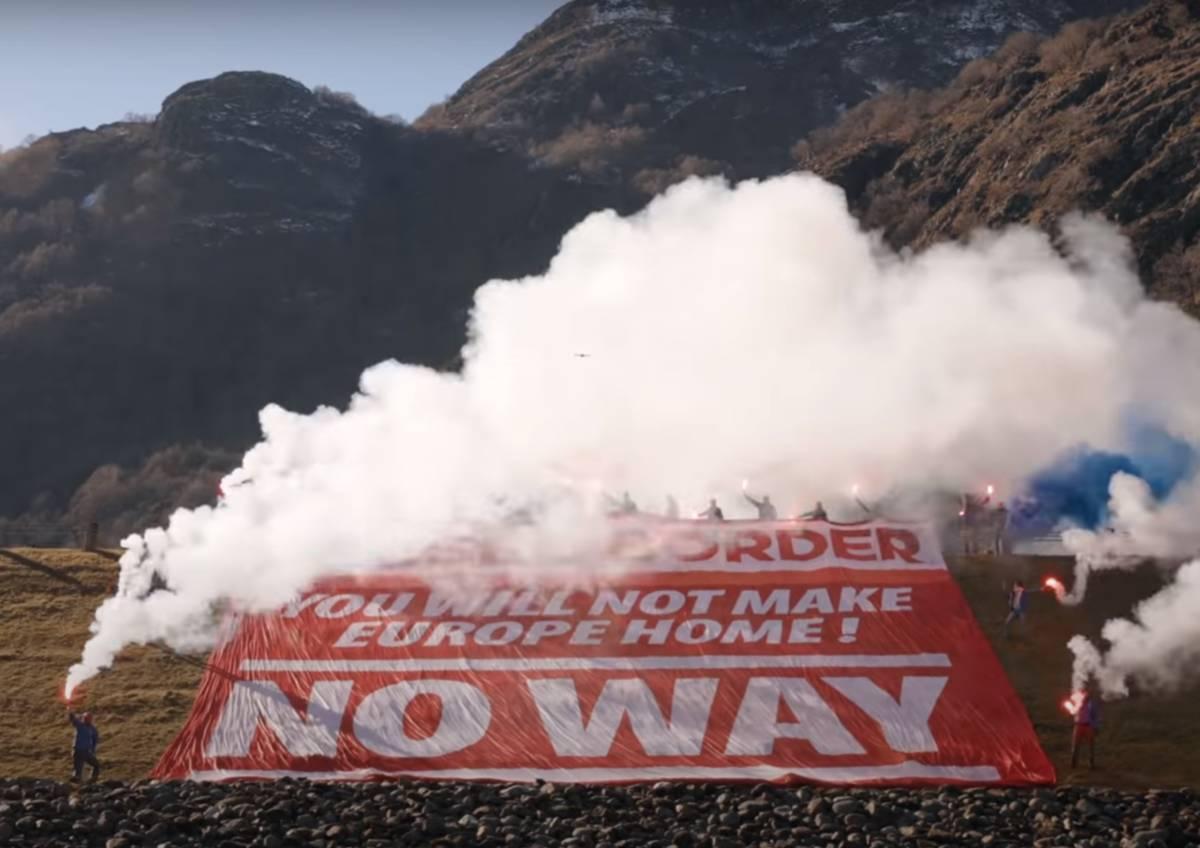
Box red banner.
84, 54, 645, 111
154, 519, 1054, 784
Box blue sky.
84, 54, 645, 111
0, 1, 565, 149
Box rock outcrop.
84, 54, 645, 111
427, 0, 1140, 187
0, 72, 620, 530
0, 1, 1186, 533
800, 0, 1200, 311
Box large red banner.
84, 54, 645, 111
154, 519, 1054, 784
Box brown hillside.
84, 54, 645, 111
0, 1, 1156, 540
427, 0, 1138, 187
799, 0, 1200, 313
1, 547, 1198, 786
0, 72, 624, 541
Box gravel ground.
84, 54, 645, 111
1, 778, 1198, 848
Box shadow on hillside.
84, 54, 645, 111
0, 549, 87, 592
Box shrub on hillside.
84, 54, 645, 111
801, 89, 933, 158
0, 138, 62, 199
1037, 20, 1108, 72
534, 122, 647, 173
313, 85, 369, 115
0, 283, 109, 339
64, 444, 239, 541
6, 241, 76, 280
632, 155, 724, 195
1153, 241, 1200, 314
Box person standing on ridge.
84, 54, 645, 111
960, 493, 979, 554
1003, 579, 1028, 636
744, 492, 777, 519
605, 491, 637, 514
1070, 683, 1101, 769
992, 501, 1010, 556
699, 499, 724, 520
67, 710, 101, 783
800, 501, 827, 520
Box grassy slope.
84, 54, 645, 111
1, 547, 1196, 786
954, 555, 1200, 790
0, 549, 200, 782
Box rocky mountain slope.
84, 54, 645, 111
0, 1, 1188, 537
425, 0, 1139, 190
0, 72, 622, 537
799, 0, 1200, 311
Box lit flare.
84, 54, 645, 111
59, 680, 81, 705
1043, 576, 1066, 602
1062, 690, 1085, 716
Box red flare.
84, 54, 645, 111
1043, 576, 1066, 602
59, 680, 86, 705
1062, 690, 1085, 716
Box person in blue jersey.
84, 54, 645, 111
67, 710, 101, 782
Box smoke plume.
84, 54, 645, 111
1067, 560, 1200, 697
66, 173, 1200, 694
1063, 469, 1200, 694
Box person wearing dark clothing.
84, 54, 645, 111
68, 711, 100, 782
744, 492, 777, 520
699, 499, 724, 520
1004, 580, 1028, 636
605, 491, 638, 514
1070, 685, 1101, 769
801, 501, 827, 520
992, 502, 1010, 555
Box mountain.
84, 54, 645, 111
0, 1, 1172, 540
799, 0, 1200, 311
424, 0, 1139, 190
0, 72, 623, 540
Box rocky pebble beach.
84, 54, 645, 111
1, 778, 1198, 848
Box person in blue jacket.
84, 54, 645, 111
67, 710, 101, 782
1004, 579, 1029, 636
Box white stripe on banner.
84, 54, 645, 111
640, 562, 946, 572
189, 762, 1000, 783
240, 653, 952, 673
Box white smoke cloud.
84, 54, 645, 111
1064, 470, 1200, 695
66, 173, 1200, 694
1068, 560, 1200, 697
1065, 471, 1200, 568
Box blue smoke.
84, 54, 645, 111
1010, 422, 1196, 534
